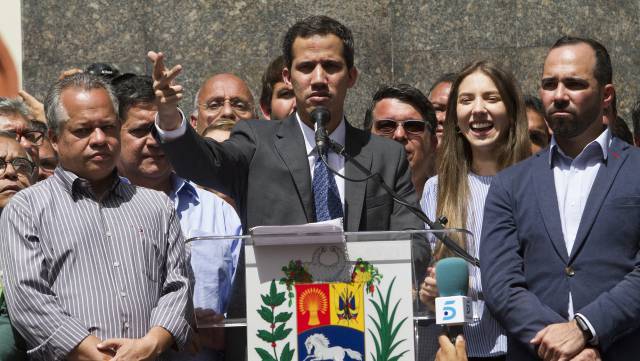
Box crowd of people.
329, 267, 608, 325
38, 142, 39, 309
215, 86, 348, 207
0, 14, 639, 361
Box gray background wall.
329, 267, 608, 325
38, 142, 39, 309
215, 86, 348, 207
22, 0, 640, 129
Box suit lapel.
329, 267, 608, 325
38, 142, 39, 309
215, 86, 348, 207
569, 138, 629, 261
344, 122, 372, 231
532, 149, 569, 263
274, 115, 315, 223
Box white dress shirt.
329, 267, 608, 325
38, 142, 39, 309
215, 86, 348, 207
549, 127, 611, 343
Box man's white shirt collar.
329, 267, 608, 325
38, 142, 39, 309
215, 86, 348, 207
295, 112, 346, 157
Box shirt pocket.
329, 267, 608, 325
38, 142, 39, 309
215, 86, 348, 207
131, 225, 165, 283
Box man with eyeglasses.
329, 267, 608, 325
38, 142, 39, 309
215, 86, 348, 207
189, 73, 256, 134
365, 84, 437, 197
0, 97, 44, 175
28, 120, 59, 181
0, 133, 33, 360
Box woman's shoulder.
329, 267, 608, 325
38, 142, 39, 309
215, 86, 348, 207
424, 174, 440, 191
420, 175, 440, 209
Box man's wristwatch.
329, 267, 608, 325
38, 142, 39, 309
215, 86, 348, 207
574, 314, 594, 344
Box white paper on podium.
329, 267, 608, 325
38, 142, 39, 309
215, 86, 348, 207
249, 218, 344, 246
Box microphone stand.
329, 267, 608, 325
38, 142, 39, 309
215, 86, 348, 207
322, 138, 480, 267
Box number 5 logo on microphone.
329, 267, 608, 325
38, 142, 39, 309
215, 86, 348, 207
443, 300, 457, 321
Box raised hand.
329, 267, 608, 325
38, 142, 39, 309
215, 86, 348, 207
147, 51, 184, 130
18, 89, 46, 123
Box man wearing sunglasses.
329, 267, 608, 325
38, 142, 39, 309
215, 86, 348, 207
365, 84, 437, 197
0, 97, 44, 176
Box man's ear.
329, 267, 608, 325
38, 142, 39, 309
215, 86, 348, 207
48, 128, 59, 153
189, 114, 198, 129
283, 67, 292, 86
602, 84, 615, 109
347, 66, 358, 88
260, 102, 272, 120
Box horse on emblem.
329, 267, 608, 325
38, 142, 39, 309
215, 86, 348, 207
303, 333, 362, 361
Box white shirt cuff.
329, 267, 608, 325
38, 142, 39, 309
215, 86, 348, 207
575, 313, 598, 345
154, 108, 187, 140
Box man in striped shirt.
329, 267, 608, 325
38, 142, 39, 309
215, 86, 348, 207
0, 73, 192, 360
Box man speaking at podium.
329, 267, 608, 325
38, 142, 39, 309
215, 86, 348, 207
150, 15, 427, 360
150, 15, 422, 234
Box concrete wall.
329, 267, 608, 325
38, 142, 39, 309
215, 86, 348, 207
22, 1, 640, 128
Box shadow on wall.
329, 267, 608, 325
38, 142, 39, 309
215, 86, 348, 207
0, 37, 18, 97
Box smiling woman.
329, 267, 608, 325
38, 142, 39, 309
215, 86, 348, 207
419, 61, 531, 359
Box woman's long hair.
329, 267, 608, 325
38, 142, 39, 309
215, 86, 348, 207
434, 60, 531, 260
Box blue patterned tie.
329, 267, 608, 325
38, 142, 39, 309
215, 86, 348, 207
313, 149, 344, 221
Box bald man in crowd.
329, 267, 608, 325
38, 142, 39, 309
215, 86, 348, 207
189, 73, 256, 134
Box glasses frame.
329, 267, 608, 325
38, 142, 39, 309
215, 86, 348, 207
373, 118, 430, 137
198, 98, 254, 115
4, 129, 45, 146
0, 157, 36, 177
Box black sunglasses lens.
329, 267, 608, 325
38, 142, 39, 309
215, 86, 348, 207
404, 121, 425, 134
375, 120, 397, 134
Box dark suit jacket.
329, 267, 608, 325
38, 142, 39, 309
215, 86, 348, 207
158, 114, 428, 360
480, 137, 640, 361
158, 114, 423, 232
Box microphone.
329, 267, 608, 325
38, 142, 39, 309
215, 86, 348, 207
311, 106, 331, 156
435, 257, 473, 343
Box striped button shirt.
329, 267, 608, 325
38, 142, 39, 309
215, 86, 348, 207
421, 173, 507, 357
0, 167, 192, 360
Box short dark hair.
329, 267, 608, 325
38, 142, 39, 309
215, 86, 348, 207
550, 36, 612, 85
429, 73, 457, 95
113, 74, 155, 120
260, 55, 286, 110
632, 100, 640, 139
363, 83, 436, 133
523, 94, 544, 116
283, 15, 355, 70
